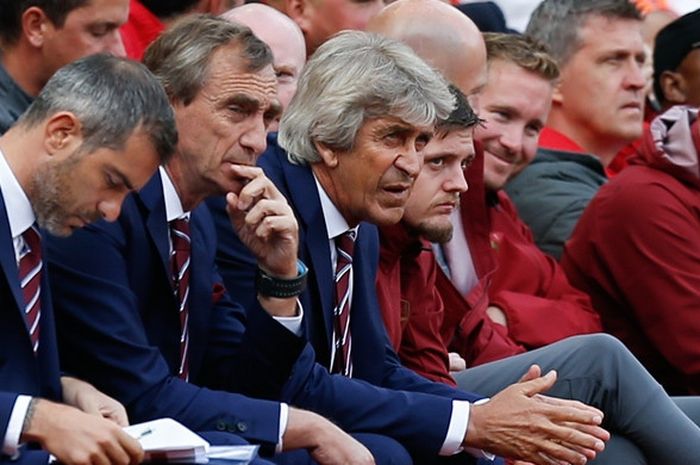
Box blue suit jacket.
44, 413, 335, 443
0, 190, 60, 465
207, 135, 484, 457
47, 172, 308, 452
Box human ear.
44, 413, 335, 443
43, 112, 83, 158
314, 140, 339, 168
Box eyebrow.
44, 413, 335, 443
229, 94, 261, 110
266, 100, 283, 121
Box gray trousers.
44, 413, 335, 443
453, 334, 700, 465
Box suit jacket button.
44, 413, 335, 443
216, 421, 226, 431
226, 424, 237, 433
236, 422, 248, 433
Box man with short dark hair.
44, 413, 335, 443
0, 53, 177, 465
0, 0, 129, 134
506, 0, 647, 259
652, 8, 700, 109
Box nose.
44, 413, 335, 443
394, 145, 422, 180
108, 31, 127, 58
239, 116, 268, 160
444, 163, 469, 194
99, 197, 123, 222
624, 59, 646, 90
499, 125, 523, 158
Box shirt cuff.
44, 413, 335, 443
440, 399, 495, 461
276, 403, 288, 453
273, 300, 304, 336
3, 395, 32, 458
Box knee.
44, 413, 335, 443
575, 333, 630, 361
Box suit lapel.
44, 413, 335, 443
283, 162, 336, 341
0, 190, 28, 324
140, 172, 172, 285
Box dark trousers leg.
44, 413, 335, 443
453, 334, 700, 464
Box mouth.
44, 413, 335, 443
381, 183, 412, 201
620, 101, 642, 111
487, 149, 516, 166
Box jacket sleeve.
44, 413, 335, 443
488, 193, 602, 348
46, 217, 283, 449
436, 271, 526, 367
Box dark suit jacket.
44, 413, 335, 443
208, 134, 484, 457
47, 172, 308, 451
0, 190, 60, 465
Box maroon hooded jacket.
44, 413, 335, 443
563, 106, 700, 395
376, 144, 600, 383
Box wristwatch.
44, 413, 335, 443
256, 260, 308, 298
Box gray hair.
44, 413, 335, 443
18, 54, 177, 162
278, 30, 454, 165
143, 14, 273, 105
525, 0, 641, 67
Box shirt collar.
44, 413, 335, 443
159, 166, 189, 222
0, 148, 35, 238
538, 127, 586, 154
313, 173, 355, 241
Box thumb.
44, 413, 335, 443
518, 364, 542, 383
225, 192, 246, 230
521, 370, 557, 397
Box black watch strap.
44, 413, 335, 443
256, 260, 308, 298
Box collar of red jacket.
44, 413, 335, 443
379, 222, 426, 264
538, 127, 586, 153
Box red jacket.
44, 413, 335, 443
376, 144, 601, 384
485, 190, 602, 348
120, 0, 164, 61
562, 106, 700, 394
377, 148, 512, 384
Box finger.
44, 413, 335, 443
535, 395, 604, 420
518, 364, 542, 383
254, 215, 298, 240
244, 199, 293, 227
539, 402, 604, 426
559, 422, 610, 442
101, 435, 131, 465
546, 423, 606, 459
226, 192, 248, 230
99, 407, 129, 427
117, 431, 145, 465
521, 370, 557, 396
233, 170, 284, 210
535, 452, 568, 465
535, 438, 588, 465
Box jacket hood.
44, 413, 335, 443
636, 105, 700, 187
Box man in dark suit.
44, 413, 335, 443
207, 15, 613, 465
48, 15, 470, 465
0, 54, 177, 465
